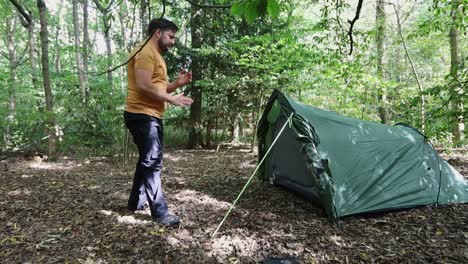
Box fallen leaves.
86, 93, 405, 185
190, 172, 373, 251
0, 148, 466, 263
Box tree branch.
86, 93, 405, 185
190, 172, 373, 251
347, 0, 363, 55
94, 0, 104, 12
92, 0, 113, 13
9, 0, 32, 26
160, 0, 166, 18
0, 51, 9, 60
185, 0, 232, 8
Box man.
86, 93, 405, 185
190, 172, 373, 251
124, 18, 193, 225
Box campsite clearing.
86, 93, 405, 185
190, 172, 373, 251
0, 148, 467, 263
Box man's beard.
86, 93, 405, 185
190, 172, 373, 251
158, 39, 170, 53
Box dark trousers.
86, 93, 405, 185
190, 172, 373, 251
124, 111, 168, 219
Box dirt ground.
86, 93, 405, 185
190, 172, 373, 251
1, 147, 467, 263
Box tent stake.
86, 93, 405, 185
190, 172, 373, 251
211, 112, 294, 239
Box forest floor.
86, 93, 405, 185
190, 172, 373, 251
0, 147, 467, 263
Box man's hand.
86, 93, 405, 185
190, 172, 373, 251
176, 70, 192, 87
170, 93, 193, 107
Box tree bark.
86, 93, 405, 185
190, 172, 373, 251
37, 0, 57, 158
72, 0, 86, 100
52, 0, 64, 73
118, 1, 128, 51
376, 0, 388, 124
27, 16, 40, 92
188, 5, 203, 148
140, 0, 148, 37
104, 24, 113, 87
6, 16, 17, 120
449, 0, 464, 142
231, 113, 240, 145
118, 1, 128, 92
82, 0, 90, 98
93, 0, 113, 88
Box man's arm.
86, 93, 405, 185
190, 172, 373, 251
166, 82, 180, 94
167, 70, 192, 93
135, 68, 193, 106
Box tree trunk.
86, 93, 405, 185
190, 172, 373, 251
53, 23, 62, 73
376, 0, 388, 124
118, 1, 128, 51
52, 0, 63, 73
140, 0, 148, 37
82, 0, 90, 99
72, 0, 86, 100
188, 5, 203, 148
118, 2, 127, 92
27, 19, 40, 91
206, 118, 213, 149
6, 16, 17, 120
231, 113, 240, 145
449, 0, 464, 142
92, 0, 113, 88
37, 0, 57, 159
104, 24, 113, 87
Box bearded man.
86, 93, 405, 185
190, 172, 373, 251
124, 18, 193, 225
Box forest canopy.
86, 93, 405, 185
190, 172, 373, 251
1, 0, 466, 158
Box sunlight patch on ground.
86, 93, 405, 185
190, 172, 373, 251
165, 153, 182, 162
7, 189, 32, 196
27, 160, 79, 171
238, 159, 257, 169
210, 233, 260, 261
173, 190, 230, 210
165, 228, 195, 249
99, 210, 153, 226
329, 235, 347, 247
171, 176, 186, 185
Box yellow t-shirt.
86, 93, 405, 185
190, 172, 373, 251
124, 40, 168, 119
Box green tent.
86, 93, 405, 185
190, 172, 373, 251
257, 89, 468, 219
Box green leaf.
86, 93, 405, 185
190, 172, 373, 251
267, 0, 280, 18
245, 1, 258, 23
231, 1, 245, 16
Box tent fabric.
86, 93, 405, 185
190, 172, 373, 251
257, 89, 468, 219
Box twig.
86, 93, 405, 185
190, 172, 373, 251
347, 0, 364, 55
8, 0, 32, 26
161, 0, 166, 18
185, 0, 232, 8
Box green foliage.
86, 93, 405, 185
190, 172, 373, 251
0, 0, 466, 157
231, 0, 280, 23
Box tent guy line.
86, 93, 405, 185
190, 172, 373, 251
211, 112, 294, 239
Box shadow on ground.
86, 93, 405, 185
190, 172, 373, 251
0, 148, 467, 263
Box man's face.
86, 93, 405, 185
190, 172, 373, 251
157, 29, 176, 52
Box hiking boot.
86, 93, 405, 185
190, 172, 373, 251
156, 213, 180, 226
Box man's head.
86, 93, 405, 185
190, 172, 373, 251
147, 18, 178, 53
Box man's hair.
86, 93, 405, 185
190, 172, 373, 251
147, 18, 178, 37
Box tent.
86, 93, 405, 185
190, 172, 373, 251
257, 89, 468, 219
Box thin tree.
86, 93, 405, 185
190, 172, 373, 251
5, 16, 19, 120
376, 0, 388, 124
188, 3, 203, 148
82, 0, 90, 98
72, 0, 87, 100
93, 0, 115, 88
37, 0, 57, 158
449, 0, 464, 142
